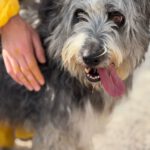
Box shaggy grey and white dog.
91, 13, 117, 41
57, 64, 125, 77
0, 0, 150, 149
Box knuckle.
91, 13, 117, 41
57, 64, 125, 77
26, 75, 34, 83
29, 63, 38, 71
22, 70, 34, 82
22, 67, 30, 74
14, 71, 20, 76
16, 72, 23, 80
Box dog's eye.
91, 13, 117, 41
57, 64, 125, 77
108, 11, 125, 27
73, 9, 88, 24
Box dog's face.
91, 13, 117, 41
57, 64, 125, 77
47, 0, 150, 97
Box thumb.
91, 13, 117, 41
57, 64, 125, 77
32, 30, 46, 64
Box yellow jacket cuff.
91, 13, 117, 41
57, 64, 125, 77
0, 0, 20, 27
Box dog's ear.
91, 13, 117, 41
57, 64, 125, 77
38, 0, 66, 29
36, 0, 72, 58
37, 0, 70, 38
39, 0, 61, 21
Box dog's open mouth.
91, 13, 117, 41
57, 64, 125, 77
84, 65, 126, 97
85, 68, 100, 82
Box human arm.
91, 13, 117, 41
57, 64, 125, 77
0, 0, 46, 91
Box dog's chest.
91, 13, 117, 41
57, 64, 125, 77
40, 81, 104, 126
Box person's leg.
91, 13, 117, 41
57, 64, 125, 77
0, 122, 15, 148
15, 126, 34, 140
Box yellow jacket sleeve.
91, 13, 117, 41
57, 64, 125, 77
0, 0, 20, 27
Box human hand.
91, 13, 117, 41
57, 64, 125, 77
1, 15, 46, 91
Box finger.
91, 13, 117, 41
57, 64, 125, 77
31, 29, 46, 64
24, 54, 45, 86
10, 61, 33, 91
18, 57, 41, 91
2, 52, 23, 86
4, 51, 34, 91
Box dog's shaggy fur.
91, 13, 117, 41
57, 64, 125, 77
0, 0, 150, 149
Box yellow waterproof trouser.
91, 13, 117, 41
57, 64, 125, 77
0, 122, 34, 148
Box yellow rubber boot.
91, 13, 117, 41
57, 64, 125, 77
0, 122, 15, 148
15, 127, 34, 140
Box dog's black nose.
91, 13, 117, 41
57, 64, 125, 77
82, 53, 100, 66
82, 40, 106, 66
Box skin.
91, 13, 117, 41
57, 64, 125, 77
1, 15, 46, 91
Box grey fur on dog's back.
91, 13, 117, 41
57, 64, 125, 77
0, 0, 150, 150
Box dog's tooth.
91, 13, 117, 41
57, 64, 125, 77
85, 68, 88, 73
90, 75, 93, 79
85, 68, 91, 73
87, 74, 90, 77
88, 68, 91, 72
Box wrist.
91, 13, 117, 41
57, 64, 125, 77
1, 15, 22, 33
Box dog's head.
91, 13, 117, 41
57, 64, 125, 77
45, 0, 150, 97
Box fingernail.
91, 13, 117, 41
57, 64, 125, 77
28, 87, 33, 91
40, 78, 45, 85
35, 86, 40, 92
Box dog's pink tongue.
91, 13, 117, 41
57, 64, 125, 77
98, 65, 125, 97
